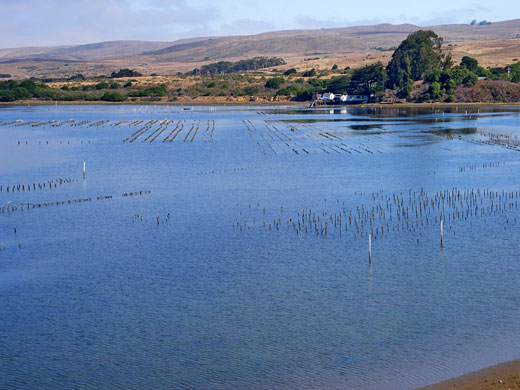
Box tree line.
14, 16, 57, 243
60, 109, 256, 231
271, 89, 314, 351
192, 57, 286, 75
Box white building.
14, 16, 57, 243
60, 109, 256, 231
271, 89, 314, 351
347, 94, 369, 103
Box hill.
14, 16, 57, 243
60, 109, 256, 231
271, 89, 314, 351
1, 19, 519, 79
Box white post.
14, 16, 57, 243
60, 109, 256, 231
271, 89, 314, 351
83, 161, 86, 179
441, 219, 444, 247
368, 234, 372, 263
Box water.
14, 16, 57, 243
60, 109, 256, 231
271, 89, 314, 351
1, 104, 520, 389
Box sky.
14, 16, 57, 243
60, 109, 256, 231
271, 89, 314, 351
0, 0, 518, 48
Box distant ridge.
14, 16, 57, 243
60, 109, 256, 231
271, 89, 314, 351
1, 19, 519, 63
1, 19, 519, 78
0, 41, 173, 61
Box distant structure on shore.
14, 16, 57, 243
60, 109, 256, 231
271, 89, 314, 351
311, 92, 373, 106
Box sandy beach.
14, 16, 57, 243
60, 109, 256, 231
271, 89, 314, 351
420, 359, 520, 390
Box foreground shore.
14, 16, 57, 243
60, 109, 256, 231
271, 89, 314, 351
420, 359, 520, 390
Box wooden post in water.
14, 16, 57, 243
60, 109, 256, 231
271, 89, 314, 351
440, 219, 444, 247
368, 234, 372, 263
83, 161, 86, 179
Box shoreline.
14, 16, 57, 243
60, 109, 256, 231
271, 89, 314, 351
419, 358, 520, 389
1, 100, 520, 108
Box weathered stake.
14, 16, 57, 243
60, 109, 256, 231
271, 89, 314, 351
440, 219, 444, 247
368, 233, 372, 263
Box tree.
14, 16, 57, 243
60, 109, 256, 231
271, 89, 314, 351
327, 76, 350, 93
460, 56, 478, 73
427, 82, 443, 99
276, 85, 301, 96
265, 77, 285, 89
387, 30, 445, 91
348, 62, 387, 95
302, 69, 316, 77
95, 82, 109, 90
436, 66, 478, 91
101, 91, 126, 102
0, 90, 15, 101
128, 84, 167, 97
443, 52, 454, 70
194, 57, 285, 74
511, 62, 520, 83
19, 80, 36, 93
111, 69, 142, 78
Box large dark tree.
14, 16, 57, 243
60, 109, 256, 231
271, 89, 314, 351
386, 30, 445, 93
348, 62, 387, 95
460, 56, 479, 73
327, 76, 350, 93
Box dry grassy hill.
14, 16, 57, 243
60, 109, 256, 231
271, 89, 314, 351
1, 19, 519, 79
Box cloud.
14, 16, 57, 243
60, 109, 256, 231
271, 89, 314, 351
216, 19, 278, 36
0, 0, 220, 48
412, 3, 494, 26
294, 15, 386, 30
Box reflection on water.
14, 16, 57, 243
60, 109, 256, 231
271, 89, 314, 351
1, 104, 520, 390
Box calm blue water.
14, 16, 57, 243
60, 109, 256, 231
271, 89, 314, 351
1, 104, 520, 389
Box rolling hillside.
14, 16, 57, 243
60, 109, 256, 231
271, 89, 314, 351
1, 19, 519, 79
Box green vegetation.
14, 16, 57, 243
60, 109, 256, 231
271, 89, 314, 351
95, 82, 110, 90
420, 56, 520, 101
386, 30, 446, 95
265, 77, 285, 89
460, 56, 478, 73
101, 91, 126, 102
301, 69, 317, 77
128, 84, 167, 98
0, 79, 101, 101
0, 80, 38, 101
0, 76, 162, 102
348, 62, 387, 95
193, 57, 286, 74
487, 63, 520, 82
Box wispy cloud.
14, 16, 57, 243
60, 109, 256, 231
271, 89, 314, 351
294, 15, 386, 29
216, 19, 278, 36
0, 0, 220, 48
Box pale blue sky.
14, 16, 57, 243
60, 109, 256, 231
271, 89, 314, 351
1, 0, 518, 48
